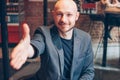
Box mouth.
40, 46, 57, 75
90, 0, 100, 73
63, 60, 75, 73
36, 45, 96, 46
58, 21, 66, 25
58, 22, 68, 27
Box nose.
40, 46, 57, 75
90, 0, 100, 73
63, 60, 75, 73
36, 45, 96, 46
60, 15, 67, 23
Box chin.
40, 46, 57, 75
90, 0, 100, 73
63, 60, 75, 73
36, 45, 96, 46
60, 29, 71, 33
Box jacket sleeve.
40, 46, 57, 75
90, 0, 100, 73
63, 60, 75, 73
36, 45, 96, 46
79, 37, 95, 80
30, 27, 46, 58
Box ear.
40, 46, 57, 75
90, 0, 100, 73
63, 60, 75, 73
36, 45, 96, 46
75, 12, 80, 21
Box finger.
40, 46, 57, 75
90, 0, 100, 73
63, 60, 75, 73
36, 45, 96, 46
10, 56, 21, 70
10, 43, 23, 59
12, 56, 27, 70
10, 51, 27, 70
10, 50, 22, 68
11, 57, 26, 70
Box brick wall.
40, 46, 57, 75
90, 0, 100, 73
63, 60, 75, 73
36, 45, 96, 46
23, 0, 120, 43
24, 0, 43, 36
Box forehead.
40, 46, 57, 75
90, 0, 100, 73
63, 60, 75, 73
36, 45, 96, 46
54, 0, 77, 12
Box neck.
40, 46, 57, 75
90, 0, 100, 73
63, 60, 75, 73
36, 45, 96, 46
59, 29, 73, 39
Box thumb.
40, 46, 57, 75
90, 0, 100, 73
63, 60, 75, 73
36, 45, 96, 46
22, 23, 30, 40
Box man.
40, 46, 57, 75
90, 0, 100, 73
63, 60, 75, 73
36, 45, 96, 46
10, 0, 94, 80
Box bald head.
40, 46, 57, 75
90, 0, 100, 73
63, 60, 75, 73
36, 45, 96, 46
53, 0, 78, 12
52, 0, 80, 35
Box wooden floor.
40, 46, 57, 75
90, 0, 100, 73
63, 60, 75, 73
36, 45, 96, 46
0, 58, 40, 80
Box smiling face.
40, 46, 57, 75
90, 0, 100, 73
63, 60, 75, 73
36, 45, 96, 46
52, 0, 79, 34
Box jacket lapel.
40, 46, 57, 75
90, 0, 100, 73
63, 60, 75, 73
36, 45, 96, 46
51, 27, 82, 79
70, 29, 82, 79
50, 26, 64, 76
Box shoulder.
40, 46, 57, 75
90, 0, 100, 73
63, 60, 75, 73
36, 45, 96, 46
74, 28, 91, 38
74, 28, 91, 42
35, 25, 53, 34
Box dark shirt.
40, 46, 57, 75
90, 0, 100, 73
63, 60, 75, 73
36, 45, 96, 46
61, 37, 73, 80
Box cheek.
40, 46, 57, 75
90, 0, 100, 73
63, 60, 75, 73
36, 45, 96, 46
70, 18, 76, 24
54, 17, 60, 22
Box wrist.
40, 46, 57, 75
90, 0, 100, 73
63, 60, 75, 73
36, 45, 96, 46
27, 45, 35, 58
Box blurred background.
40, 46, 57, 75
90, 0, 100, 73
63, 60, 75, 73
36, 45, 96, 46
0, 0, 120, 80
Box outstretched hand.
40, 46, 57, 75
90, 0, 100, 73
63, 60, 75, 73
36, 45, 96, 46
10, 23, 34, 70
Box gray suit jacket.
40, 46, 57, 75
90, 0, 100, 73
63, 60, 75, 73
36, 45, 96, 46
30, 25, 94, 80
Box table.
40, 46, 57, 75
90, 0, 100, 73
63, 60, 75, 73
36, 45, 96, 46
102, 7, 120, 67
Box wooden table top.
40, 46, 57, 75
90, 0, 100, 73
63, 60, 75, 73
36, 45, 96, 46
105, 7, 120, 13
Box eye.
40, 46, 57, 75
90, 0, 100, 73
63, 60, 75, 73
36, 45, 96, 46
55, 13, 62, 17
67, 14, 72, 17
57, 13, 62, 16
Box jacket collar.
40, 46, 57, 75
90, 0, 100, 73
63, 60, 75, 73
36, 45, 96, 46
50, 25, 64, 75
